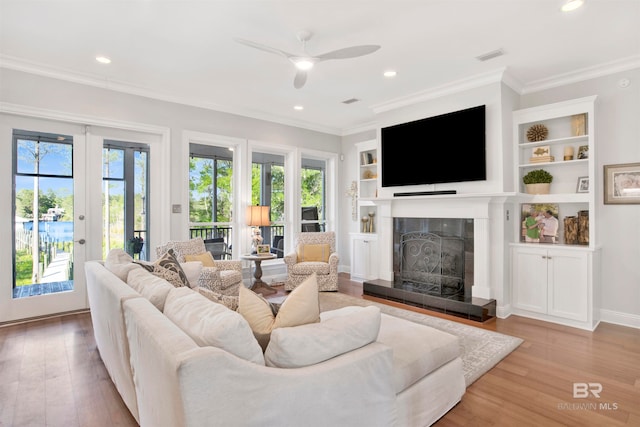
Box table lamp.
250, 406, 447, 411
246, 205, 270, 253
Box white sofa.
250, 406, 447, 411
85, 257, 465, 427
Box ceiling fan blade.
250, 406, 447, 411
233, 38, 294, 58
293, 70, 307, 89
316, 45, 381, 61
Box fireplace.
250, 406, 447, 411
361, 197, 497, 322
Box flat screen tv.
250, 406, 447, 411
381, 105, 486, 187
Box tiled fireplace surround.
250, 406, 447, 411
362, 196, 498, 321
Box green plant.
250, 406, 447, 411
522, 169, 553, 184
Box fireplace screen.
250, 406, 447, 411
400, 232, 464, 295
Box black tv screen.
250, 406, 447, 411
381, 105, 486, 187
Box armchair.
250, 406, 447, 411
284, 231, 339, 292
156, 237, 243, 296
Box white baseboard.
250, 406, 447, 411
599, 309, 640, 329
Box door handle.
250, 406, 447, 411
76, 239, 86, 245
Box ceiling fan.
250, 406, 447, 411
234, 31, 381, 89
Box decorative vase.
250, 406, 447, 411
525, 183, 551, 195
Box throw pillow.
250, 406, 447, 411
264, 306, 381, 368
104, 248, 141, 281
127, 268, 174, 311
184, 251, 216, 267
238, 273, 320, 351
152, 249, 191, 287
163, 287, 264, 365
296, 244, 331, 262
180, 261, 203, 288
199, 287, 239, 311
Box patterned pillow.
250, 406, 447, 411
199, 287, 239, 311
151, 249, 190, 287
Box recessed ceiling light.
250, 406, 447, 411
383, 70, 397, 78
561, 0, 584, 12
96, 56, 111, 64
294, 105, 304, 111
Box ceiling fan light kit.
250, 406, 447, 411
235, 30, 380, 88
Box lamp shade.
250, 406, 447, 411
246, 205, 270, 227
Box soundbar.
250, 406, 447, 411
393, 190, 457, 197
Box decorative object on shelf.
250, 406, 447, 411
361, 216, 369, 233
576, 176, 589, 193
362, 169, 374, 179
526, 124, 548, 142
604, 162, 640, 204
578, 210, 589, 245
520, 204, 558, 243
345, 181, 358, 221
564, 216, 578, 245
529, 145, 554, 163
367, 211, 375, 233
564, 145, 575, 161
361, 152, 375, 165
571, 113, 586, 136
522, 169, 553, 194
577, 145, 589, 159
127, 236, 144, 256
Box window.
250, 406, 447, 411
189, 143, 234, 251
103, 140, 149, 259
300, 156, 326, 232
252, 151, 285, 247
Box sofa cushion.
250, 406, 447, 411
264, 305, 381, 368
184, 251, 216, 267
180, 261, 203, 288
163, 287, 264, 365
127, 268, 174, 311
296, 243, 330, 262
238, 273, 320, 351
377, 313, 461, 394
152, 249, 191, 287
105, 248, 142, 282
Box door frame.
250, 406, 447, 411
0, 103, 171, 323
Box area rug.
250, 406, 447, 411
318, 292, 523, 387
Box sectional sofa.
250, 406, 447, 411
84, 251, 465, 426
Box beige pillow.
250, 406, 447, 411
163, 287, 264, 365
184, 252, 216, 267
264, 306, 381, 368
104, 248, 141, 281
296, 244, 331, 262
127, 268, 174, 311
180, 261, 203, 288
239, 273, 320, 351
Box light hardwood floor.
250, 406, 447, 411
1, 274, 639, 427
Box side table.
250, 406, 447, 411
241, 253, 277, 295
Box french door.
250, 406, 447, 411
1, 126, 88, 323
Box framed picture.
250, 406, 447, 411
604, 162, 640, 204
520, 203, 559, 243
256, 244, 271, 255
577, 145, 589, 159
576, 176, 589, 193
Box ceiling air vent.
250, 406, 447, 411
475, 49, 504, 62
342, 98, 360, 105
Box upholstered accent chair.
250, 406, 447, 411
284, 231, 339, 292
156, 237, 243, 296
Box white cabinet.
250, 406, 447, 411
350, 233, 378, 282
511, 244, 599, 330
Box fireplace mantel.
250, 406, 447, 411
369, 193, 511, 300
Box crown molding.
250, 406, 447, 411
370, 68, 510, 115
0, 54, 342, 136
521, 55, 640, 94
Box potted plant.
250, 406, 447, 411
523, 169, 553, 194
127, 236, 144, 256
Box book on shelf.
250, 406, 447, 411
529, 155, 555, 163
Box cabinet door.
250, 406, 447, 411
512, 247, 548, 314
547, 249, 588, 321
351, 237, 378, 281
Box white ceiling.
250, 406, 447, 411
1, 1, 639, 135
